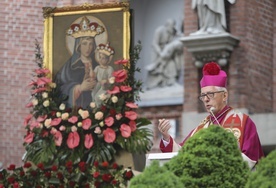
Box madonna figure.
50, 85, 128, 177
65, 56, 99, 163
55, 16, 105, 109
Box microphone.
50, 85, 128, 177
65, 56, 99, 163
210, 107, 221, 126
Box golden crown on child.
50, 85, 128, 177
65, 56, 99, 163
67, 16, 105, 38
96, 43, 115, 56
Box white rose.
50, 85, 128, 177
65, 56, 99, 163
44, 118, 52, 128
61, 113, 69, 120
43, 100, 50, 107
99, 121, 104, 127
111, 96, 118, 103
77, 122, 82, 127
42, 92, 48, 99
95, 112, 104, 120
109, 77, 115, 84
32, 98, 38, 106
99, 93, 107, 101
90, 102, 96, 108
56, 112, 61, 117
59, 103, 66, 111
71, 126, 77, 132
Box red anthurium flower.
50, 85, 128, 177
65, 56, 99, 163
37, 115, 47, 122
112, 69, 127, 83
52, 130, 63, 146
23, 114, 33, 126
125, 111, 137, 120
120, 124, 131, 138
25, 102, 33, 108
68, 116, 78, 124
29, 120, 39, 130
35, 68, 50, 75
107, 86, 120, 94
129, 120, 137, 132
105, 116, 114, 127
36, 77, 52, 86
50, 118, 62, 126
120, 85, 132, 92
84, 134, 93, 149
82, 118, 92, 130
103, 128, 116, 143
126, 102, 138, 109
114, 59, 128, 65
24, 132, 34, 144
31, 87, 47, 94
67, 132, 80, 149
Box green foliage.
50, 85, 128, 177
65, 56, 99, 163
165, 125, 250, 188
129, 160, 183, 188
245, 150, 276, 188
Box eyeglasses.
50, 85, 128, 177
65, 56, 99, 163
198, 91, 224, 101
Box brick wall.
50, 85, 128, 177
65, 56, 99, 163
0, 0, 119, 169
183, 0, 276, 114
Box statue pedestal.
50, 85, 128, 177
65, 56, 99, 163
180, 32, 240, 67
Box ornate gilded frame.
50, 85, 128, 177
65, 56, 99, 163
43, 2, 130, 77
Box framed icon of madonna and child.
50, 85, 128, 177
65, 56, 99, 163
42, 2, 131, 109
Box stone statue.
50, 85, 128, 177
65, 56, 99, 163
146, 19, 183, 90
191, 0, 236, 35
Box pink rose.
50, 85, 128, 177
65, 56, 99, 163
125, 111, 137, 121
103, 128, 116, 143
120, 124, 131, 138
84, 134, 93, 149
24, 132, 34, 144
82, 119, 92, 130
68, 116, 78, 124
112, 69, 127, 83
129, 120, 137, 132
126, 102, 138, 109
107, 86, 120, 94
105, 116, 114, 127
67, 132, 80, 149
120, 85, 132, 92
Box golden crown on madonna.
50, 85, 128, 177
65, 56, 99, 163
66, 16, 105, 38
96, 43, 115, 56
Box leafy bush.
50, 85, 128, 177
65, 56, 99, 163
165, 125, 250, 188
129, 160, 183, 188
245, 150, 276, 188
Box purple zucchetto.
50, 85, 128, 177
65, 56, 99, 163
200, 62, 227, 88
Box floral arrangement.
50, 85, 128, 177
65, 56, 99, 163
0, 160, 133, 187
0, 40, 152, 187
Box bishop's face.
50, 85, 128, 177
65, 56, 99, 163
200, 86, 228, 115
